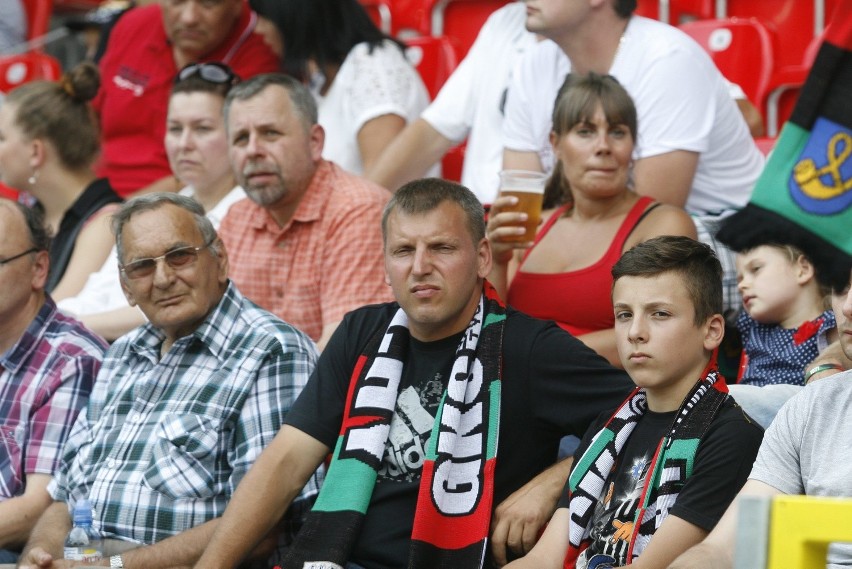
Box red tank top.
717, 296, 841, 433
507, 196, 655, 335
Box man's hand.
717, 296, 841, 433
490, 466, 567, 566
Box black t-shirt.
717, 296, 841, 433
285, 303, 634, 569
557, 398, 764, 567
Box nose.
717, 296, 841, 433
842, 286, 852, 318
178, 128, 193, 150
151, 257, 177, 288
627, 315, 647, 343
594, 132, 612, 154
178, 0, 201, 24
244, 131, 265, 158
411, 246, 432, 276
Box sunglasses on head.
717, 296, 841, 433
175, 62, 240, 85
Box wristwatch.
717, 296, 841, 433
109, 554, 124, 568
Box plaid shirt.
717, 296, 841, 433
0, 297, 106, 499
220, 160, 394, 342
49, 283, 320, 544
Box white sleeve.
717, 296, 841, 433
345, 42, 425, 132
501, 49, 541, 153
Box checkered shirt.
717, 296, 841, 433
48, 283, 320, 544
0, 297, 107, 499
220, 160, 394, 342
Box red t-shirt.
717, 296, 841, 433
94, 3, 279, 197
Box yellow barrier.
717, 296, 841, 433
767, 495, 852, 569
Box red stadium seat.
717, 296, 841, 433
679, 18, 776, 121
391, 0, 431, 36
442, 141, 466, 183
0, 51, 62, 93
23, 0, 54, 42
667, 0, 716, 25
724, 0, 821, 68
360, 0, 393, 34
404, 34, 458, 99
428, 0, 512, 59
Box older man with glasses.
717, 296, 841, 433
0, 201, 107, 565
17, 193, 320, 569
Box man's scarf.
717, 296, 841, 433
283, 283, 506, 569
563, 360, 729, 568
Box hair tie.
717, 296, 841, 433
60, 76, 76, 98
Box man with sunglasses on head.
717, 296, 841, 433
17, 193, 320, 569
0, 201, 107, 565
93, 0, 279, 199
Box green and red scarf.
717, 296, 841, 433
283, 283, 506, 569
563, 360, 729, 568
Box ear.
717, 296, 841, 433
29, 138, 46, 170
30, 250, 49, 290
549, 131, 561, 161
794, 254, 816, 285
702, 313, 725, 352
215, 238, 229, 284
476, 237, 493, 279
309, 124, 325, 162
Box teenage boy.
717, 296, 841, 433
506, 236, 763, 569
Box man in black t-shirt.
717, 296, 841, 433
195, 179, 632, 569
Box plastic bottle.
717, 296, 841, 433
63, 498, 103, 563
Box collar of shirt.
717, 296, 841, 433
127, 280, 244, 364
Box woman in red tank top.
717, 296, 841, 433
487, 74, 696, 365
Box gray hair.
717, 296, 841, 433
223, 73, 318, 133
111, 193, 220, 263
382, 178, 485, 245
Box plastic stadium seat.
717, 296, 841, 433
428, 0, 512, 59
724, 0, 822, 68
679, 18, 776, 121
442, 141, 466, 183
23, 0, 54, 42
666, 0, 716, 25
390, 0, 431, 36
0, 51, 62, 93
360, 0, 393, 34
404, 35, 458, 99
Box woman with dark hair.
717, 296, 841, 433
487, 73, 696, 365
0, 62, 122, 300
252, 0, 431, 177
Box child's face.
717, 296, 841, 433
612, 272, 722, 411
736, 246, 806, 325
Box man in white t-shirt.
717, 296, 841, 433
502, 0, 765, 310
369, 2, 537, 203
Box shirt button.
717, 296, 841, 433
107, 459, 116, 468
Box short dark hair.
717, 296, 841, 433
251, 0, 405, 81
612, 236, 722, 325
111, 193, 220, 264
1, 200, 52, 252
382, 178, 485, 245
223, 73, 318, 133
614, 0, 637, 18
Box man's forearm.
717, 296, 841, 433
121, 520, 218, 569
0, 475, 53, 550
21, 501, 71, 561
368, 119, 453, 192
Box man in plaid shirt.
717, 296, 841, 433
18, 194, 320, 569
0, 202, 107, 564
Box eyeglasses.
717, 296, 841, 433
175, 62, 240, 86
120, 240, 214, 280
0, 247, 38, 267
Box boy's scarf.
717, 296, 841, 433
283, 283, 506, 569
563, 360, 728, 568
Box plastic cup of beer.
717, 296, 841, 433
497, 169, 548, 242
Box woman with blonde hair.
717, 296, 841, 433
0, 62, 121, 299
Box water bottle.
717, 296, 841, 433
63, 498, 103, 563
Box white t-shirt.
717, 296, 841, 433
57, 186, 246, 317
749, 370, 852, 568
502, 16, 765, 215
317, 39, 431, 176
421, 1, 537, 203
